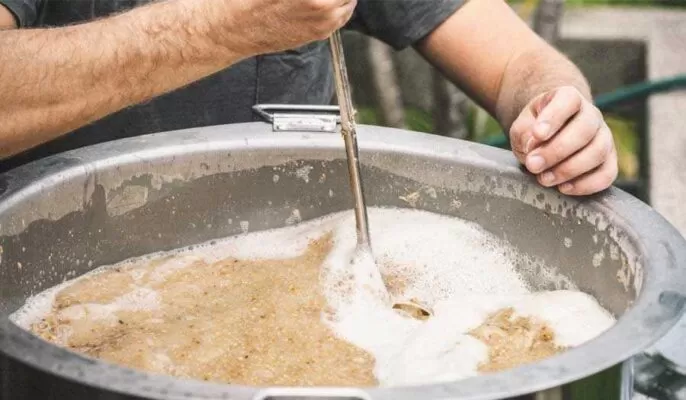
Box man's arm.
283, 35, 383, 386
0, 0, 356, 159
416, 0, 617, 196
0, 0, 245, 158
0, 5, 15, 29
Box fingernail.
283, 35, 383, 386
526, 154, 546, 173
540, 171, 555, 185
535, 121, 551, 139
560, 183, 574, 192
524, 136, 534, 153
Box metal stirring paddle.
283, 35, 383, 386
328, 30, 371, 249
328, 31, 432, 318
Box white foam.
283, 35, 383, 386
11, 281, 68, 328
506, 290, 616, 347
372, 291, 615, 386
310, 208, 613, 386
11, 207, 616, 387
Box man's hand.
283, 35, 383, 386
416, 0, 619, 196
229, 0, 357, 56
509, 86, 618, 196
0, 5, 15, 29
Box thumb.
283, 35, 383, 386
508, 106, 537, 164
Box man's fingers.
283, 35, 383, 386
536, 124, 614, 187
525, 106, 602, 174
333, 0, 356, 27
531, 86, 584, 142
306, 0, 356, 35
508, 107, 536, 163
557, 150, 619, 196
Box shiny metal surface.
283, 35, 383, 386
329, 31, 371, 248
0, 122, 685, 400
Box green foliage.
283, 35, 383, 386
357, 107, 434, 133
405, 108, 434, 133
466, 105, 502, 144
605, 114, 640, 179
356, 108, 380, 125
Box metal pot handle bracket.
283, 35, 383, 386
252, 104, 341, 133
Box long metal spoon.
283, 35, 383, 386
328, 31, 431, 318
328, 30, 371, 249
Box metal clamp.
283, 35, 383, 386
252, 104, 341, 133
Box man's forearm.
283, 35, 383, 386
495, 43, 591, 131
0, 0, 243, 158
418, 0, 615, 196
0, 5, 14, 29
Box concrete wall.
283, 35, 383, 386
561, 7, 686, 234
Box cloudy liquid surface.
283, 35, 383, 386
12, 207, 616, 386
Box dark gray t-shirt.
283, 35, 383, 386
0, 0, 463, 171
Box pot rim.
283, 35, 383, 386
1, 122, 685, 400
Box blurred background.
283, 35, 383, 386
343, 0, 686, 205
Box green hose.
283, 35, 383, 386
480, 74, 686, 148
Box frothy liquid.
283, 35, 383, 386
11, 207, 616, 387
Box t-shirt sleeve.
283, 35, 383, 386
0, 0, 41, 27
347, 0, 466, 50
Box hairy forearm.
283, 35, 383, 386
495, 44, 591, 131
0, 0, 243, 158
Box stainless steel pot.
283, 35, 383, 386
1, 114, 685, 400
